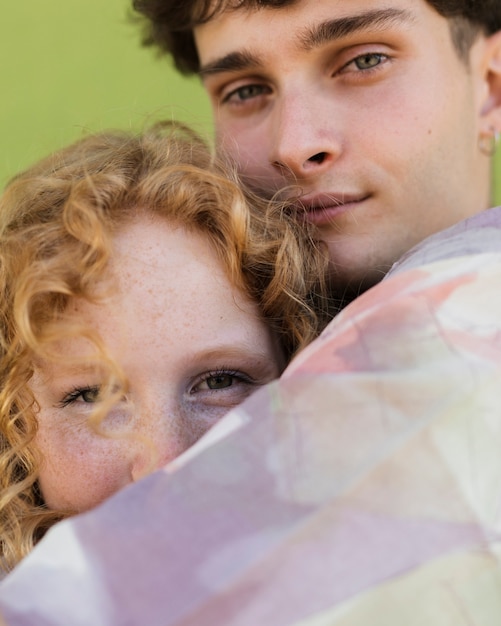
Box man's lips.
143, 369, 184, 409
297, 193, 370, 225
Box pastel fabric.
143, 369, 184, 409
2, 209, 501, 625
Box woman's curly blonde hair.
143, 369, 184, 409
0, 121, 329, 571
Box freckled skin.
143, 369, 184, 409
32, 217, 284, 512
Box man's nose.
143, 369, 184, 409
269, 90, 342, 180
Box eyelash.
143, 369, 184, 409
58, 385, 101, 408
57, 369, 255, 407
221, 51, 388, 106
191, 368, 255, 392
341, 52, 388, 74
222, 83, 271, 105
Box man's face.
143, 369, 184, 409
195, 0, 494, 293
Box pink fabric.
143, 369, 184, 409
2, 208, 501, 625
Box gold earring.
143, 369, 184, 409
479, 128, 500, 157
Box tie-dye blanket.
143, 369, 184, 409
2, 208, 501, 625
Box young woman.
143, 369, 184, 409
0, 121, 329, 572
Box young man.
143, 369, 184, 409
132, 0, 501, 302
2, 3, 501, 624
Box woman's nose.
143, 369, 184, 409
129, 407, 213, 481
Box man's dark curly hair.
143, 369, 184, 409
132, 0, 501, 75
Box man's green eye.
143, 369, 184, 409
224, 84, 271, 103
355, 54, 383, 70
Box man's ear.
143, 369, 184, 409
479, 31, 501, 133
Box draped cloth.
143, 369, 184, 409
2, 208, 501, 625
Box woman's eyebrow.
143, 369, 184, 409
300, 8, 413, 50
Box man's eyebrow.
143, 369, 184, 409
199, 50, 263, 78
198, 8, 412, 78
300, 8, 413, 50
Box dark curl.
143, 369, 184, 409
132, 0, 501, 75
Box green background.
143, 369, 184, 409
1, 0, 500, 203
0, 0, 211, 188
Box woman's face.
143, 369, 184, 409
31, 216, 284, 512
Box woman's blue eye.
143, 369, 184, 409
192, 369, 255, 394
80, 387, 100, 402
59, 386, 100, 407
205, 373, 234, 390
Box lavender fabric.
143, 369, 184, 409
2, 208, 501, 625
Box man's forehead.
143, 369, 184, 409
195, 0, 423, 33
197, 0, 421, 18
